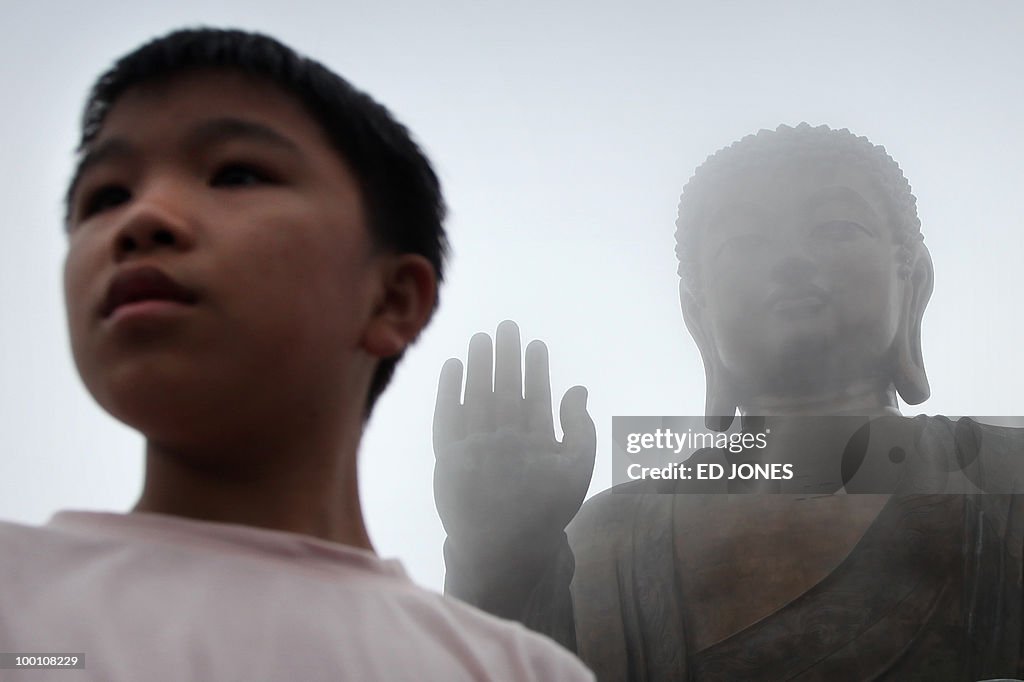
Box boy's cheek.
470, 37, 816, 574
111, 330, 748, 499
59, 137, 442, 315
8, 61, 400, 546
62, 249, 93, 331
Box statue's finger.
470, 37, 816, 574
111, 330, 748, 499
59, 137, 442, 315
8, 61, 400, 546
525, 339, 555, 439
465, 332, 494, 432
494, 320, 523, 398
494, 320, 524, 426
433, 358, 465, 453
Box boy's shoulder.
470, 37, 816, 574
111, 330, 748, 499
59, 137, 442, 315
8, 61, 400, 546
0, 513, 593, 681
410, 583, 594, 680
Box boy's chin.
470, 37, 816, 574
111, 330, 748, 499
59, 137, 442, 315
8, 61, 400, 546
95, 382, 244, 450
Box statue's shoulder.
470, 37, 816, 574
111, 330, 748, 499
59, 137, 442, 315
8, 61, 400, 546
962, 416, 1024, 450
567, 478, 673, 549
917, 414, 1024, 454
914, 415, 1024, 495
575, 478, 671, 522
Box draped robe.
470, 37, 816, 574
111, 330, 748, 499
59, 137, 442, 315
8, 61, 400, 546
542, 418, 1024, 680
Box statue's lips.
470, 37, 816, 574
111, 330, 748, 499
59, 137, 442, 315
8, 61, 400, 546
767, 288, 830, 315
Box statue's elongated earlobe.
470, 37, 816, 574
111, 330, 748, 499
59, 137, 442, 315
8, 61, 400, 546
893, 242, 934, 405
680, 283, 737, 431
705, 365, 738, 432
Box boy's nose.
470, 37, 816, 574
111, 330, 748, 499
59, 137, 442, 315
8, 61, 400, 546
112, 194, 195, 262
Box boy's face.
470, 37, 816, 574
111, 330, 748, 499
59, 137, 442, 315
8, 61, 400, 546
64, 70, 381, 449
693, 161, 905, 395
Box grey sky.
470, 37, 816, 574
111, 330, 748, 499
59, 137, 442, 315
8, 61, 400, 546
1, 0, 1021, 590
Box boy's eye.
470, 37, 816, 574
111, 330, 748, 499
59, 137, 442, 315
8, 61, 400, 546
80, 185, 132, 218
813, 220, 869, 240
210, 163, 274, 187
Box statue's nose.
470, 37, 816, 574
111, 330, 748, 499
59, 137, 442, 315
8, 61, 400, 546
770, 254, 819, 286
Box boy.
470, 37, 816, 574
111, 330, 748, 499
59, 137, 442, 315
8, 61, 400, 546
0, 27, 593, 681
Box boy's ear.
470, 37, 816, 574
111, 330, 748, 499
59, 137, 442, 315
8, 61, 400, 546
361, 254, 438, 358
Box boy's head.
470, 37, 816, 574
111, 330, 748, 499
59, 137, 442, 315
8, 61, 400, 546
63, 28, 447, 452
674, 124, 933, 423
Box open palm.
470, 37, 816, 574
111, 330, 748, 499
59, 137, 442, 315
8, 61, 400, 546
433, 320, 596, 563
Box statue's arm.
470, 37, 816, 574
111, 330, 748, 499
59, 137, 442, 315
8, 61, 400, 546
443, 531, 579, 651
433, 321, 596, 651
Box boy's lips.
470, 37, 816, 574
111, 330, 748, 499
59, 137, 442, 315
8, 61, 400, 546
101, 265, 199, 319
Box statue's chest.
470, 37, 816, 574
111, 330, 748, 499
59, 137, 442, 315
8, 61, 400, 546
671, 494, 889, 653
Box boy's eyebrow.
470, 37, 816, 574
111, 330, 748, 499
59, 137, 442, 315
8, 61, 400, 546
67, 118, 304, 206
185, 117, 304, 157
63, 117, 301, 220
66, 138, 135, 209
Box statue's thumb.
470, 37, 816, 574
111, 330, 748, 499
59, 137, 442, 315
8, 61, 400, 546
560, 386, 595, 448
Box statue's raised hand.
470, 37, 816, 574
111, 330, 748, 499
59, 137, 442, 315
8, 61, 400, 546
434, 320, 596, 567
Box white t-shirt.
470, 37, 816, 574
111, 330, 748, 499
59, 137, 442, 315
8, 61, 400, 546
0, 511, 593, 681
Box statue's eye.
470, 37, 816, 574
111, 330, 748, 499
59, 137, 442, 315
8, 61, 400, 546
813, 220, 868, 240
719, 233, 770, 257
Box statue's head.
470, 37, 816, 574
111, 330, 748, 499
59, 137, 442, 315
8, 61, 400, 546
676, 123, 933, 427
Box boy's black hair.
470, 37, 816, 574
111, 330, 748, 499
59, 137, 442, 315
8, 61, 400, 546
68, 27, 448, 414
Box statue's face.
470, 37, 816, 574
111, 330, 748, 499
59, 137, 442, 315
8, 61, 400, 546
695, 161, 904, 397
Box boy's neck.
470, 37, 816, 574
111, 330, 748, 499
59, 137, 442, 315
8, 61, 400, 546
132, 417, 374, 551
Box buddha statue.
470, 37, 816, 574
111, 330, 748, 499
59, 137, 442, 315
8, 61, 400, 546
433, 123, 1024, 680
